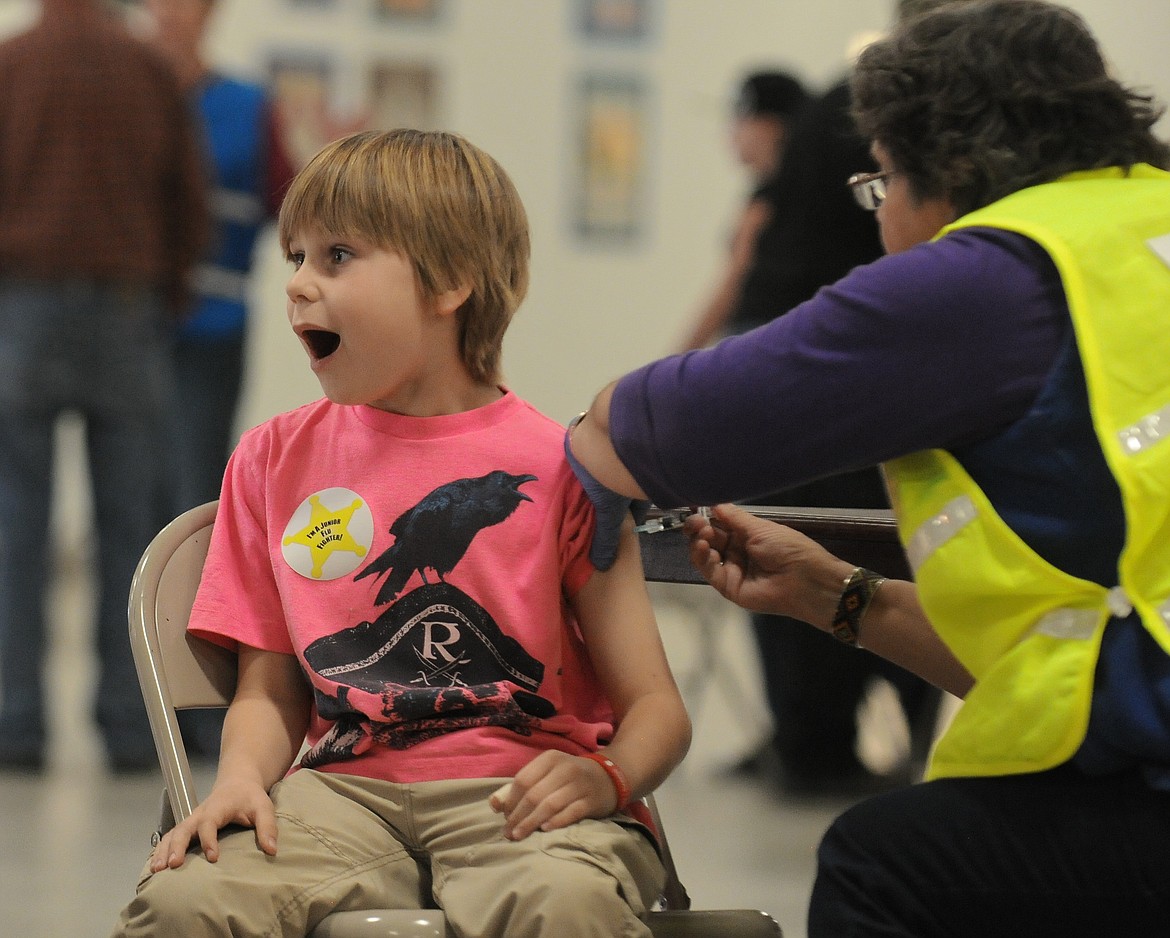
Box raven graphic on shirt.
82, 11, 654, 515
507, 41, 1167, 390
353, 470, 538, 604
300, 471, 553, 766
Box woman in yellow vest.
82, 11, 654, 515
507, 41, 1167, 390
566, 1, 1170, 934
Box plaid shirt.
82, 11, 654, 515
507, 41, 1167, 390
0, 8, 208, 310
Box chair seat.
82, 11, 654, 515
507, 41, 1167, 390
310, 910, 448, 937
309, 907, 782, 937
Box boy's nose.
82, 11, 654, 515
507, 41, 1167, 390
286, 265, 317, 303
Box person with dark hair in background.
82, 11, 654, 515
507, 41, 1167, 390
140, 0, 295, 518
678, 69, 807, 353
688, 8, 961, 798
569, 0, 1170, 932
0, 0, 207, 772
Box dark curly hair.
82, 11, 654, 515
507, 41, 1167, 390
851, 0, 1170, 216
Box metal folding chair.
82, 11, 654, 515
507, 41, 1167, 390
128, 500, 782, 937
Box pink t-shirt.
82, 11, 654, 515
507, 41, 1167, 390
189, 390, 609, 783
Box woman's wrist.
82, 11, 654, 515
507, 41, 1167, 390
795, 557, 858, 632
829, 567, 888, 648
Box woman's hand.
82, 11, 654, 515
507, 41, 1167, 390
688, 504, 974, 697
685, 503, 853, 627
564, 390, 651, 570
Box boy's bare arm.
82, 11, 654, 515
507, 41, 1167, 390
492, 517, 692, 840
150, 646, 312, 870
217, 645, 313, 789
574, 517, 692, 795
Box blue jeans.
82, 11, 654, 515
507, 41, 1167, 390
0, 277, 171, 763
163, 334, 245, 516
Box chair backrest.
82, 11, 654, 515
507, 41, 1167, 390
128, 500, 231, 822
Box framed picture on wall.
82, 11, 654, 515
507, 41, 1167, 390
571, 72, 650, 243
268, 51, 337, 168
576, 0, 652, 42
373, 0, 442, 22
369, 62, 441, 131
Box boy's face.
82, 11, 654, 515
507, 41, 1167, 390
284, 227, 460, 413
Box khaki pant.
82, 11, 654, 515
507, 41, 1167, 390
113, 771, 664, 938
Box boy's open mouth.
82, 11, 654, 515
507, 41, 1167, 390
303, 329, 341, 360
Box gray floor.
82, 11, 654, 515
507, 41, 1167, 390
0, 541, 918, 938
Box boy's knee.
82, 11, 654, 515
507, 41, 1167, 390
520, 859, 650, 934
446, 856, 650, 938
114, 866, 215, 937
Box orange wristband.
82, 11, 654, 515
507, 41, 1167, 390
582, 751, 632, 810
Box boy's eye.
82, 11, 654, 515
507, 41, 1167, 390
287, 251, 305, 269
330, 247, 352, 264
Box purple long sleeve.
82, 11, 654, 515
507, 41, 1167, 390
609, 228, 1068, 508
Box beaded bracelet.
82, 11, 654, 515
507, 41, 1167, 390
582, 751, 632, 810
831, 566, 887, 648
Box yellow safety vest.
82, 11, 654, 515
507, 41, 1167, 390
884, 165, 1170, 779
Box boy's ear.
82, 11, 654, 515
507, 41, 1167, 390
434, 284, 473, 318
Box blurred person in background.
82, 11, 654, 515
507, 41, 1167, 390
0, 0, 207, 772
677, 69, 807, 353
681, 3, 969, 799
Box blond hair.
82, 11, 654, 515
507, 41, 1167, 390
279, 129, 531, 384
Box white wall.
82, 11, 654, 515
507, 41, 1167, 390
2, 0, 1168, 435
212, 0, 906, 430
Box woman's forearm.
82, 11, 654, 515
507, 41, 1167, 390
773, 553, 973, 698
850, 579, 974, 699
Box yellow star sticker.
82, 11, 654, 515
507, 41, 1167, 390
282, 495, 368, 578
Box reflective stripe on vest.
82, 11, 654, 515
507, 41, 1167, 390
904, 495, 976, 573
1031, 588, 1133, 640
1118, 401, 1170, 455
907, 499, 1153, 643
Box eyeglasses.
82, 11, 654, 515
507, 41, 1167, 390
847, 170, 894, 211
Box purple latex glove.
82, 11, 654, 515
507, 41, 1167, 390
564, 416, 649, 571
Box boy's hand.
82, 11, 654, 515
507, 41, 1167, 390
149, 778, 278, 872
489, 750, 618, 841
